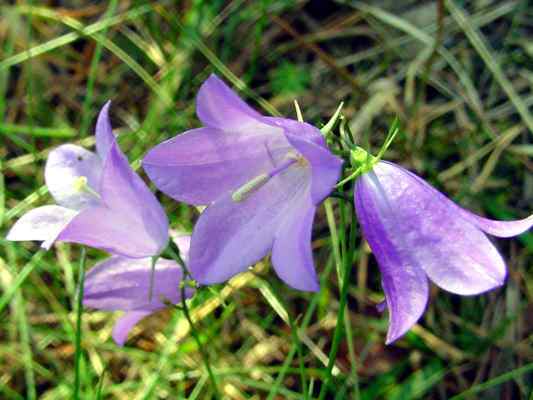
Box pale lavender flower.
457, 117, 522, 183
354, 160, 533, 344
143, 74, 342, 291
84, 234, 193, 346
7, 102, 168, 258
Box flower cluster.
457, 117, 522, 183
7, 74, 532, 345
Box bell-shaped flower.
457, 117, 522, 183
84, 234, 193, 346
7, 102, 169, 258
354, 158, 533, 344
143, 74, 343, 291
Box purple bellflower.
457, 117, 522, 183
7, 102, 169, 258
353, 150, 533, 344
84, 234, 193, 346
143, 74, 343, 291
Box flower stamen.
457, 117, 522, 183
72, 176, 101, 199
231, 154, 304, 202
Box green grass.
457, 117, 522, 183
1, 1, 532, 399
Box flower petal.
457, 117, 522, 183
262, 117, 327, 147
95, 101, 115, 160
355, 179, 429, 344
461, 213, 533, 238
285, 133, 343, 204
112, 310, 152, 346
58, 142, 169, 258
83, 257, 184, 311
362, 162, 506, 296
44, 144, 102, 210
6, 205, 78, 250
196, 74, 262, 130
399, 164, 533, 238
143, 127, 289, 204
271, 196, 319, 291
189, 163, 311, 284
171, 233, 191, 263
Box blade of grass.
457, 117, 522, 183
0, 159, 4, 228
450, 363, 533, 400
446, 0, 533, 136
387, 360, 447, 400
80, 0, 119, 136
438, 123, 523, 181
345, 1, 486, 121
19, 5, 172, 106
0, 21, 14, 120
3, 136, 95, 171
187, 375, 208, 400
0, 123, 77, 138
324, 199, 342, 279
135, 308, 186, 400
4, 185, 48, 222
0, 249, 44, 315
179, 284, 220, 399
339, 199, 360, 399
95, 367, 107, 400
319, 195, 356, 399
23, 0, 35, 152
73, 247, 87, 400
0, 3, 161, 70
256, 279, 308, 399
265, 257, 338, 399
137, 263, 267, 399
228, 376, 304, 399
155, 4, 280, 117
14, 290, 36, 400
6, 244, 37, 400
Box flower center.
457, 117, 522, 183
231, 153, 304, 202
72, 176, 101, 199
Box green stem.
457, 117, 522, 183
267, 258, 336, 400
335, 167, 362, 190
170, 243, 218, 399
180, 284, 220, 399
337, 196, 360, 396
95, 367, 107, 400
320, 102, 344, 136
148, 255, 158, 301
73, 247, 87, 400
167, 240, 189, 275
290, 316, 308, 399
263, 284, 308, 399
319, 197, 356, 399
344, 200, 361, 398
166, 244, 218, 395
375, 117, 401, 161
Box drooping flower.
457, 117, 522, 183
353, 157, 533, 344
84, 234, 193, 346
7, 102, 169, 258
143, 74, 343, 291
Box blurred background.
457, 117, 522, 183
1, 0, 532, 398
